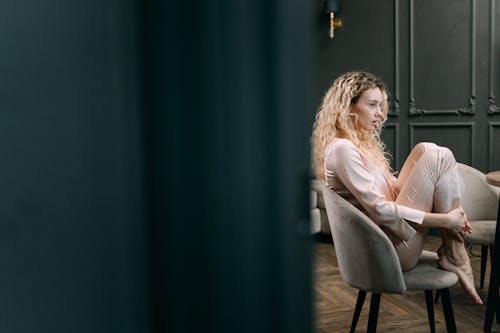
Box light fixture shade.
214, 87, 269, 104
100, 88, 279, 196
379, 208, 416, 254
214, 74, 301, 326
324, 0, 339, 13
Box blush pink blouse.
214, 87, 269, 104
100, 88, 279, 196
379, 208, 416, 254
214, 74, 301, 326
324, 138, 425, 242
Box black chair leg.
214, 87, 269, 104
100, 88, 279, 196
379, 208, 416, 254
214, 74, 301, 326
440, 288, 457, 333
496, 286, 500, 324
424, 290, 435, 333
367, 293, 381, 333
485, 245, 497, 332
434, 290, 440, 303
350, 290, 366, 333
490, 246, 500, 325
480, 245, 488, 289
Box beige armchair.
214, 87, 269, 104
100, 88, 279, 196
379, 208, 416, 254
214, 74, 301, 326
458, 163, 500, 289
310, 179, 329, 234
323, 185, 459, 332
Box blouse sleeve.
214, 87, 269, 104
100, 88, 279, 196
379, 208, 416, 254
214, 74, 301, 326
327, 140, 425, 242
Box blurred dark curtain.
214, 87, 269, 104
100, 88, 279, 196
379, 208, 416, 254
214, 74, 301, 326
143, 1, 314, 332
0, 0, 314, 332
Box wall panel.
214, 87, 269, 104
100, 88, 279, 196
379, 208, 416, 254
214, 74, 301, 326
489, 122, 500, 169
315, 0, 396, 111
409, 123, 476, 165
489, 0, 500, 114
381, 123, 399, 169
313, 0, 498, 173
409, 0, 476, 115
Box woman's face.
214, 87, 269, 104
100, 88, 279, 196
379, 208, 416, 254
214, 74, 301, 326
349, 88, 384, 132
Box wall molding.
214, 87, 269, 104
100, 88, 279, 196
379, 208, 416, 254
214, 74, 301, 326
409, 122, 476, 164
489, 122, 500, 170
488, 0, 500, 114
389, 0, 400, 116
383, 123, 399, 167
409, 0, 477, 116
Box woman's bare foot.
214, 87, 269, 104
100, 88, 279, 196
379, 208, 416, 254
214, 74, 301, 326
438, 252, 483, 305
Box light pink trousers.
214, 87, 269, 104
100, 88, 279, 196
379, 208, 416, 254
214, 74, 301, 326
393, 142, 463, 270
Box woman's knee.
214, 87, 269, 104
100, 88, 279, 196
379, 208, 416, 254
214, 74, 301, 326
417, 145, 457, 179
408, 142, 438, 162
437, 146, 455, 160
405, 142, 437, 167
436, 146, 457, 171
412, 142, 438, 154
416, 143, 455, 163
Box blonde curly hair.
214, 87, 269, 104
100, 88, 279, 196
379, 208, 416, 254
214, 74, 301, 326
312, 71, 393, 180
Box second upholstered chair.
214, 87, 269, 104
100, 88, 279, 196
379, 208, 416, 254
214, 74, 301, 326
323, 186, 459, 333
458, 163, 500, 289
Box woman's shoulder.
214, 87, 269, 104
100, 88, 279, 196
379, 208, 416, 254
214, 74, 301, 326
326, 138, 358, 154
324, 138, 365, 184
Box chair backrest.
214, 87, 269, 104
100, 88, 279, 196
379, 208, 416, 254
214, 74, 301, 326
322, 185, 407, 294
458, 163, 500, 221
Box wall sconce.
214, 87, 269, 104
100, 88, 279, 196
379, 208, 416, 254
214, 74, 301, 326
324, 0, 343, 39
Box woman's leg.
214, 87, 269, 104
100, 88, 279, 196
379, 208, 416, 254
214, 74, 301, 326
394, 142, 437, 195
394, 143, 481, 304
393, 143, 439, 270
431, 149, 482, 304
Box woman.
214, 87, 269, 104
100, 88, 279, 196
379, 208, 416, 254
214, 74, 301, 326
312, 71, 482, 304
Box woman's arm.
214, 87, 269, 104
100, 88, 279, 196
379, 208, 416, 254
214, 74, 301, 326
422, 207, 471, 242
328, 140, 423, 225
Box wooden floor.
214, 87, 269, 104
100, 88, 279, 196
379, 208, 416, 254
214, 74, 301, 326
313, 235, 499, 333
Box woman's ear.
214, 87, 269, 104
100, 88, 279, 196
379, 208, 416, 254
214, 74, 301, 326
348, 104, 354, 114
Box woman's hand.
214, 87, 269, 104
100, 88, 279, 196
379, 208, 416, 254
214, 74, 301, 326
447, 207, 471, 242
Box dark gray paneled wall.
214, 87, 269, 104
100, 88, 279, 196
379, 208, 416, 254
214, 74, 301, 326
0, 1, 148, 332
315, 0, 500, 172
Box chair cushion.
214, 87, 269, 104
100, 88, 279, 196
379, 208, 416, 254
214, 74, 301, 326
310, 190, 317, 209
464, 220, 496, 246
311, 179, 326, 209
403, 263, 458, 290
419, 250, 439, 263
310, 208, 321, 234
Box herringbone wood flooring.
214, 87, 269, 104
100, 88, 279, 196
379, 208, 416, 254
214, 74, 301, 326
314, 235, 500, 332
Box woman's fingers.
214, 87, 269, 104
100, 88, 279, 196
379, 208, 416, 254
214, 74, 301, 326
463, 212, 472, 233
